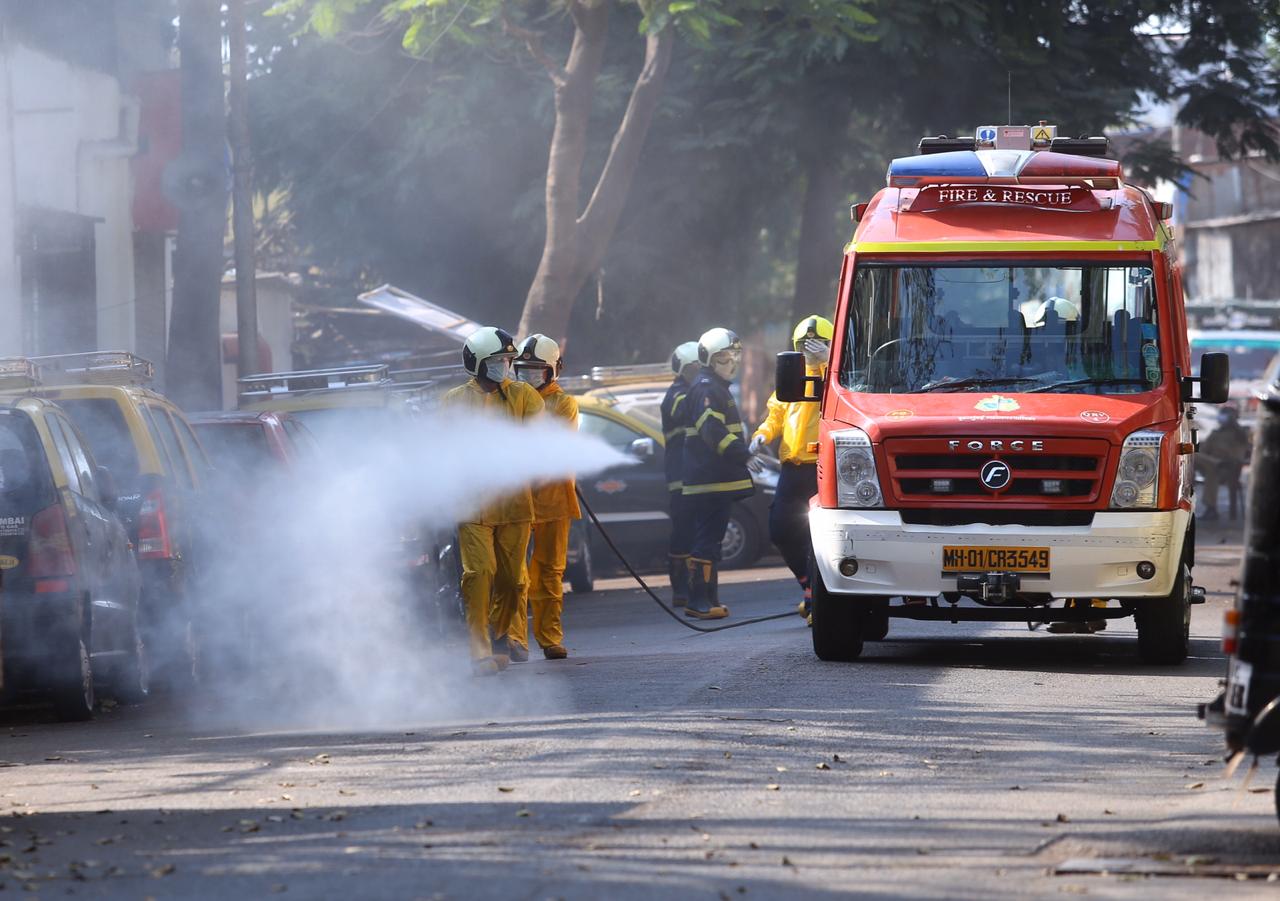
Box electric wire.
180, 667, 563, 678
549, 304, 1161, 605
575, 488, 796, 634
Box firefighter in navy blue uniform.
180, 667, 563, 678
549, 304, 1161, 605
681, 328, 755, 620
660, 340, 701, 607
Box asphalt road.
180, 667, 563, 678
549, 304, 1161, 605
1, 523, 1277, 900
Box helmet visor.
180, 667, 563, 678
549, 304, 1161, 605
710, 348, 742, 380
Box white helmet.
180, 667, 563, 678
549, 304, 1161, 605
670, 341, 700, 375
515, 334, 562, 387
698, 327, 743, 381
462, 326, 518, 380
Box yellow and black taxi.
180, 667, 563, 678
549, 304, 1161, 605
0, 365, 145, 720
565, 394, 776, 592
0, 352, 211, 685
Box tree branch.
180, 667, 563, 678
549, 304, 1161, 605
574, 23, 675, 280
500, 13, 566, 86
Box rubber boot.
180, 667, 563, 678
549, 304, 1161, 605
709, 561, 728, 616
686, 558, 728, 620
669, 555, 691, 608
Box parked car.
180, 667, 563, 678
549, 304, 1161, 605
0, 352, 212, 686
189, 410, 318, 478
1190, 330, 1280, 432
565, 395, 777, 593
0, 387, 144, 719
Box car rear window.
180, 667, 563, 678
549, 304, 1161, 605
193, 422, 274, 475
0, 412, 54, 514
55, 398, 142, 492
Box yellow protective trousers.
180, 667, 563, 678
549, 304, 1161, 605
508, 518, 571, 651
458, 521, 531, 661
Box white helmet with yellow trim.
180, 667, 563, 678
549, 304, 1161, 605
462, 326, 518, 382
515, 334, 562, 388
698, 327, 744, 381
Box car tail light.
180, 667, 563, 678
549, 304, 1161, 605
30, 503, 76, 591
137, 488, 172, 559
1222, 608, 1241, 655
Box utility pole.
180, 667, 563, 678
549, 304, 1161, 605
168, 0, 228, 410
227, 0, 259, 381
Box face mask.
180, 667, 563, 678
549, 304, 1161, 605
711, 350, 741, 382
482, 356, 511, 383
802, 338, 830, 364
516, 365, 549, 387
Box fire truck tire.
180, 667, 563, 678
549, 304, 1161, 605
810, 559, 865, 662
1135, 560, 1191, 665
866, 601, 891, 642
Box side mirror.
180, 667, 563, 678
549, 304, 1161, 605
95, 466, 118, 510
629, 437, 656, 459
776, 351, 823, 403
1182, 352, 1230, 404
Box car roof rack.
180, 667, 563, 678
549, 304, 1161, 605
0, 357, 43, 389
11, 351, 157, 387
561, 362, 672, 393
237, 364, 391, 399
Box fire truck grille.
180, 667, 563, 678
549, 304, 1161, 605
885, 439, 1108, 504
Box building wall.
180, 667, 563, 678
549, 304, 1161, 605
0, 26, 19, 341
6, 42, 139, 354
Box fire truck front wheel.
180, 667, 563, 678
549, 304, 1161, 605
810, 557, 866, 662
1134, 558, 1192, 665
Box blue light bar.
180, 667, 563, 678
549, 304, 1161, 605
887, 150, 986, 187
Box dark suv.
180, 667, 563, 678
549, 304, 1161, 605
0, 394, 145, 719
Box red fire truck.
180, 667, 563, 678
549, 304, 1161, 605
776, 123, 1230, 665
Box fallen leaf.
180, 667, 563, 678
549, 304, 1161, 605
1056, 813, 1070, 823
516, 809, 531, 818
150, 864, 175, 877
708, 685, 722, 691
1248, 788, 1270, 794
497, 787, 515, 793
724, 752, 732, 759
44, 756, 62, 762
748, 842, 760, 850
266, 816, 284, 824
1185, 855, 1218, 866
766, 784, 780, 791
1103, 809, 1114, 815
781, 856, 794, 867
832, 754, 843, 763
1186, 782, 1205, 790
775, 766, 788, 773
338, 790, 355, 796
628, 790, 642, 797
815, 762, 830, 771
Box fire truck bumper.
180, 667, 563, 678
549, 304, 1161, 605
809, 508, 1191, 600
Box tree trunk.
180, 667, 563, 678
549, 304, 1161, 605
228, 0, 260, 381
168, 0, 227, 410
517, 1, 609, 346
516, 4, 675, 349
791, 146, 848, 327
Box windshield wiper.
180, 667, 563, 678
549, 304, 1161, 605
916, 376, 1043, 393
1026, 377, 1151, 394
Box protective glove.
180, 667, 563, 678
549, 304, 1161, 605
746, 455, 765, 474
748, 434, 767, 455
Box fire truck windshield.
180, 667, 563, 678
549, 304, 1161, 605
840, 262, 1162, 395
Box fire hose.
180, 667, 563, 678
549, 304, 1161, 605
575, 488, 797, 633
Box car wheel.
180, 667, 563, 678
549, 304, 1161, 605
810, 555, 864, 662
53, 633, 95, 722
113, 622, 151, 705
1135, 557, 1192, 665
720, 506, 761, 570
567, 533, 595, 594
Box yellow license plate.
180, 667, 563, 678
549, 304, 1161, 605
941, 546, 1050, 574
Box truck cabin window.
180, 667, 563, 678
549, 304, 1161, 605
840, 263, 1161, 395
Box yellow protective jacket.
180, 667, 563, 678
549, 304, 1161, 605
532, 382, 581, 523
753, 365, 825, 465
442, 377, 544, 524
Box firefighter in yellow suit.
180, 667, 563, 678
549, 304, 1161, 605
505, 334, 578, 661
443, 326, 544, 676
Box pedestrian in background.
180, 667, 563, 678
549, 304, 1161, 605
443, 327, 544, 676
505, 334, 577, 661
661, 340, 701, 607
681, 328, 755, 620
751, 315, 832, 622
1199, 403, 1252, 521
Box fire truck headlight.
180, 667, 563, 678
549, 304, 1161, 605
833, 428, 883, 508
1110, 431, 1162, 509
